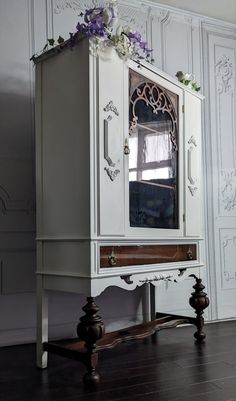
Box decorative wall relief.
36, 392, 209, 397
53, 1, 93, 15
221, 232, 236, 289
220, 170, 236, 212
215, 55, 233, 94
52, 0, 97, 38
118, 3, 148, 39
159, 10, 170, 23
214, 50, 235, 214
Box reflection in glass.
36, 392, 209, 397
129, 70, 179, 229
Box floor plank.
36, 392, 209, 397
0, 321, 236, 401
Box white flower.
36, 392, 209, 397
175, 70, 200, 92
115, 24, 123, 36
112, 32, 134, 60
183, 73, 192, 81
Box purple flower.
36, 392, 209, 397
139, 41, 147, 49
73, 4, 154, 62
84, 7, 104, 24
128, 31, 142, 43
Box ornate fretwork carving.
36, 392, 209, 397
129, 80, 178, 150
139, 273, 173, 283
104, 101, 119, 116
220, 170, 236, 212
215, 55, 233, 94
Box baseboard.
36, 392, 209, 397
0, 315, 144, 347
2, 313, 229, 348
0, 322, 76, 347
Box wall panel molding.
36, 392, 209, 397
203, 22, 236, 318
220, 230, 236, 289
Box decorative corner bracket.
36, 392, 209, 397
103, 101, 119, 116
104, 167, 120, 181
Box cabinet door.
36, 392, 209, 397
126, 64, 184, 238
98, 49, 125, 236
184, 92, 202, 236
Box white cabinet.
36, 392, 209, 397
35, 37, 207, 384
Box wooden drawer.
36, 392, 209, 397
100, 244, 197, 268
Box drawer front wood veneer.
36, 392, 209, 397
100, 244, 197, 268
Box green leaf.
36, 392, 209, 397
57, 36, 65, 44
48, 38, 55, 46
184, 80, 190, 86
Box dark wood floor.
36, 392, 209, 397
1, 321, 236, 401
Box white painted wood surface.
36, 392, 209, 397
98, 47, 126, 236
184, 92, 202, 237
34, 33, 203, 364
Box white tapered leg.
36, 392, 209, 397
36, 275, 48, 368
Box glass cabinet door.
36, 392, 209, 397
129, 69, 179, 230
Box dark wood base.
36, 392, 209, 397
44, 313, 194, 384
44, 314, 190, 356
43, 276, 209, 386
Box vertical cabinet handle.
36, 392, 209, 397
188, 147, 195, 185
104, 117, 115, 167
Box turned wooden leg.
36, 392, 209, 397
77, 297, 104, 385
189, 274, 209, 342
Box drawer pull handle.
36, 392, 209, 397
124, 139, 130, 155
108, 251, 117, 266
187, 248, 193, 260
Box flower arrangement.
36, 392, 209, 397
175, 71, 201, 92
75, 0, 152, 61
32, 0, 153, 63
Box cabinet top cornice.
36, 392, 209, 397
32, 36, 204, 100
128, 59, 204, 100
